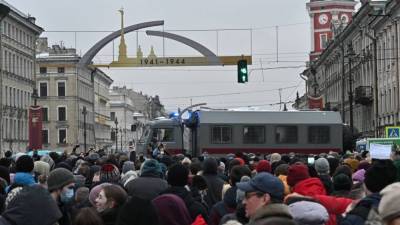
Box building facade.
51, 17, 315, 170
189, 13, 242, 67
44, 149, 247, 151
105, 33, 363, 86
0, 2, 43, 153
298, 0, 400, 137
36, 39, 99, 152
94, 69, 113, 150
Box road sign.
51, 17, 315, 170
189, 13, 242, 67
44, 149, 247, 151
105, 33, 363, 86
386, 126, 400, 138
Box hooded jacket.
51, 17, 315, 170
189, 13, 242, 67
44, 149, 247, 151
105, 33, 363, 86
0, 186, 62, 225
162, 186, 209, 222
292, 177, 327, 196
247, 203, 296, 225
313, 194, 353, 225
125, 169, 168, 200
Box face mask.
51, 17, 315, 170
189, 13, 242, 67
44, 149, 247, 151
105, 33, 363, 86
60, 188, 74, 203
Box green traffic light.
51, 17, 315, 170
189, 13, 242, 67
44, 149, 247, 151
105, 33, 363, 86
237, 59, 248, 83
240, 68, 247, 74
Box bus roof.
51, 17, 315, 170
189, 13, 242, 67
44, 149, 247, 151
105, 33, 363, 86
198, 111, 342, 124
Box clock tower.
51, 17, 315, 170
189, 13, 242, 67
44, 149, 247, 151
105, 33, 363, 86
307, 0, 357, 61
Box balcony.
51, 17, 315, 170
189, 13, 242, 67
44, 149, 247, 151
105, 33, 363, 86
355, 86, 373, 106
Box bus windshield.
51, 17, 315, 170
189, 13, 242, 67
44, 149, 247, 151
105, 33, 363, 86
138, 125, 151, 144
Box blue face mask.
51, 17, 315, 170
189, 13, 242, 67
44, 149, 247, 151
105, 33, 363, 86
60, 188, 74, 203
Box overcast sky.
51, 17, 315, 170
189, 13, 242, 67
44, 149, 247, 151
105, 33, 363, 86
8, 0, 360, 112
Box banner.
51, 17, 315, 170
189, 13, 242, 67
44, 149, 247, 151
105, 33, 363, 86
308, 95, 324, 110
29, 105, 43, 150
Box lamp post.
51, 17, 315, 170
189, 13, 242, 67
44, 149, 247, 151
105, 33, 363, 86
120, 128, 123, 152
82, 106, 87, 154
346, 43, 356, 135
114, 117, 118, 153
0, 4, 10, 156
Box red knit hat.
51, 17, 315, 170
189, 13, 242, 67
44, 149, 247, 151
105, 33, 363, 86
287, 163, 310, 187
256, 160, 271, 173
235, 158, 245, 166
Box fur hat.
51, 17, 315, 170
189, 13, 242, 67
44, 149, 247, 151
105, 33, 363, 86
287, 163, 310, 187
270, 153, 282, 163
141, 159, 162, 177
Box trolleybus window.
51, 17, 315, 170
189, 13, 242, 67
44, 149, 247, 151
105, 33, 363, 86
153, 128, 175, 142
308, 126, 330, 144
243, 126, 265, 144
275, 126, 298, 144
211, 126, 232, 144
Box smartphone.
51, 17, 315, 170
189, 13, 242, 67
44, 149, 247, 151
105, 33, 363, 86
307, 157, 315, 165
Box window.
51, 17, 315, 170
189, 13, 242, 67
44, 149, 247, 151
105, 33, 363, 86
39, 67, 47, 74
110, 112, 115, 121
308, 126, 330, 144
58, 106, 66, 121
57, 67, 65, 73
275, 126, 298, 144
57, 81, 66, 96
243, 126, 265, 144
42, 130, 49, 144
39, 82, 47, 97
320, 34, 328, 49
42, 107, 48, 122
58, 129, 67, 144
152, 128, 175, 142
211, 126, 232, 144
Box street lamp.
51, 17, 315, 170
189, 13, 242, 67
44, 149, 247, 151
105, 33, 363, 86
114, 117, 118, 153
0, 4, 10, 156
82, 106, 87, 154
346, 43, 356, 136
120, 128, 123, 152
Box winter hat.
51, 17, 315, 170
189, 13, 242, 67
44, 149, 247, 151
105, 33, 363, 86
55, 162, 73, 171
16, 155, 34, 173
256, 160, 271, 173
344, 158, 359, 172
122, 161, 135, 174
288, 200, 329, 225
270, 153, 282, 163
47, 168, 75, 192
314, 158, 330, 174
167, 164, 189, 187
364, 160, 397, 193
203, 158, 219, 175
14, 152, 26, 162
352, 169, 366, 183
287, 163, 310, 187
88, 153, 100, 162
100, 164, 120, 183
121, 170, 139, 187
379, 182, 400, 222
89, 183, 111, 206
0, 166, 10, 184
40, 155, 55, 170
140, 159, 163, 177
274, 164, 289, 176
333, 165, 353, 179
333, 173, 352, 191
234, 158, 245, 166
34, 161, 50, 177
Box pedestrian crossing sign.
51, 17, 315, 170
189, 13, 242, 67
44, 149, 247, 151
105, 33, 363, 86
386, 126, 400, 138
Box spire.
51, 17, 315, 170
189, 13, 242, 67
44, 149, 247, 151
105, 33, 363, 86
118, 7, 127, 62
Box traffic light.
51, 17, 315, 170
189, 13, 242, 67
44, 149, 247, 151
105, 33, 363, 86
237, 59, 248, 83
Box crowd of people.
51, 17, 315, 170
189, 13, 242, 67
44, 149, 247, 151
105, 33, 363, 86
0, 148, 399, 225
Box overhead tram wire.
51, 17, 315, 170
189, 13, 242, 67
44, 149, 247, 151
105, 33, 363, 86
162, 85, 299, 100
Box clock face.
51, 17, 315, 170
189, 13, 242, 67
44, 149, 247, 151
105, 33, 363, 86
319, 14, 329, 25
341, 14, 349, 23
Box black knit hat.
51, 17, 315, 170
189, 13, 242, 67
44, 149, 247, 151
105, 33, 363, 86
364, 160, 397, 193
333, 173, 352, 191
16, 155, 34, 173
167, 164, 189, 186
